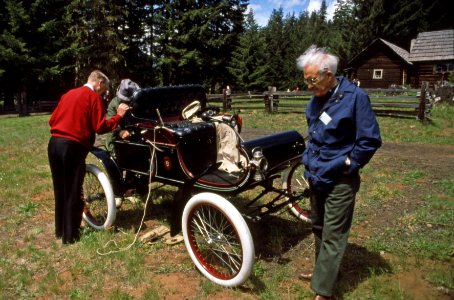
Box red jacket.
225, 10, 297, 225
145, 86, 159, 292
49, 85, 122, 149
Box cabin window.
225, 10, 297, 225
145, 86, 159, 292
434, 63, 454, 73
373, 69, 383, 79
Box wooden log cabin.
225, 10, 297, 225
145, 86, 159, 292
347, 30, 454, 89
409, 30, 454, 88
346, 38, 412, 89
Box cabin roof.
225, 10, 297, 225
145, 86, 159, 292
348, 38, 412, 66
379, 38, 411, 63
409, 29, 454, 62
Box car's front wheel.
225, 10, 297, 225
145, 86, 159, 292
182, 192, 254, 287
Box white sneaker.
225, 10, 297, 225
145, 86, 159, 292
115, 197, 123, 208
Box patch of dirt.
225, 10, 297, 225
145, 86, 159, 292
153, 273, 200, 299
376, 142, 454, 174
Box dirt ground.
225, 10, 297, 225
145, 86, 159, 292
16, 128, 454, 299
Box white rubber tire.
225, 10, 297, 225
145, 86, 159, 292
182, 192, 254, 287
82, 164, 116, 230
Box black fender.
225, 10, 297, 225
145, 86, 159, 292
89, 147, 124, 196
241, 130, 305, 173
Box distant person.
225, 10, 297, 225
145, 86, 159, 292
48, 70, 129, 244
296, 45, 381, 299
105, 79, 140, 154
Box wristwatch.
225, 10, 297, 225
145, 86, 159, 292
345, 156, 351, 166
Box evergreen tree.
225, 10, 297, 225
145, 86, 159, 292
118, 0, 151, 86
0, 0, 33, 113
153, 0, 247, 91
1, 0, 452, 105
32, 0, 73, 102
263, 8, 286, 89
330, 0, 356, 73
0, 0, 68, 114
316, 0, 329, 46
281, 13, 301, 90
228, 10, 268, 92
382, 0, 451, 49
64, 0, 129, 86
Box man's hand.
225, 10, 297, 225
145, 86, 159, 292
116, 103, 130, 117
119, 130, 130, 139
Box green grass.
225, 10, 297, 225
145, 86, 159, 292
377, 104, 454, 144
241, 103, 454, 144
0, 103, 453, 299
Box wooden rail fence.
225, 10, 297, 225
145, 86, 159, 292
1, 85, 431, 121
207, 86, 432, 121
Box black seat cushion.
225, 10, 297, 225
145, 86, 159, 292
130, 85, 207, 121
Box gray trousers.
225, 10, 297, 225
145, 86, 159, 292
309, 174, 360, 297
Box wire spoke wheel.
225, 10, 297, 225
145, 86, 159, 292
182, 193, 254, 287
284, 163, 311, 223
82, 164, 116, 230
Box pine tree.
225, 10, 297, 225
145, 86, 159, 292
228, 10, 268, 92
0, 0, 33, 113
330, 0, 356, 71
263, 8, 286, 89
0, 0, 64, 114
64, 0, 129, 85
281, 13, 302, 90
153, 0, 247, 90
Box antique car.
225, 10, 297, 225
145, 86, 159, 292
82, 84, 311, 287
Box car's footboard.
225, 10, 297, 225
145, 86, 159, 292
241, 130, 305, 174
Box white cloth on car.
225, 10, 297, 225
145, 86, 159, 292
182, 101, 246, 173
214, 122, 246, 173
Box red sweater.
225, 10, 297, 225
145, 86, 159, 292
49, 85, 122, 149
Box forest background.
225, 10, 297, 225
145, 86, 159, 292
0, 0, 451, 114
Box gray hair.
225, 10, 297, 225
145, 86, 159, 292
296, 45, 339, 74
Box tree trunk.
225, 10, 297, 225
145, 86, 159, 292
18, 85, 30, 117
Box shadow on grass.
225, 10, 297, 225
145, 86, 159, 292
112, 185, 177, 232
249, 214, 313, 261
334, 243, 392, 299
246, 216, 391, 297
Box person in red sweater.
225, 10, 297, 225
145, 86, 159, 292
48, 70, 129, 244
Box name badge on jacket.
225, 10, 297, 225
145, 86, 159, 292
319, 111, 332, 125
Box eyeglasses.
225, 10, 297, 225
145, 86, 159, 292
303, 70, 327, 85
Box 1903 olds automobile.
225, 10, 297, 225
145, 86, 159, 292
82, 84, 311, 287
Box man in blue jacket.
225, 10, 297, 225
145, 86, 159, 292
296, 45, 382, 300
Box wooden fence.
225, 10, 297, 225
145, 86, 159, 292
207, 85, 432, 121
1, 85, 431, 121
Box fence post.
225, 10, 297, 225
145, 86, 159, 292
418, 82, 428, 121
222, 89, 231, 111
264, 93, 270, 112
273, 94, 279, 112
265, 86, 277, 113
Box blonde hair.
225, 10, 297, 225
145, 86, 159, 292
296, 45, 339, 74
87, 70, 110, 87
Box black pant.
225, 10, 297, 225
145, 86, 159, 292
48, 136, 88, 244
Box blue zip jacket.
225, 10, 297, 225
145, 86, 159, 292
303, 76, 382, 191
